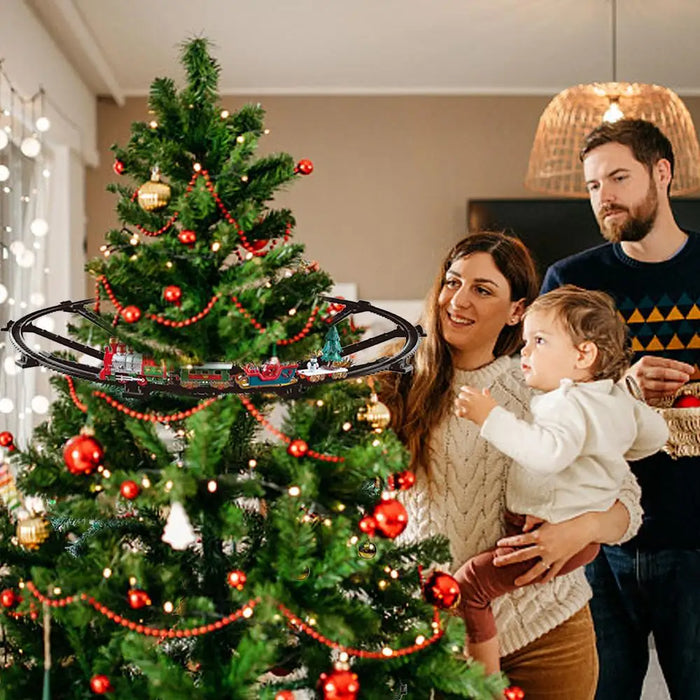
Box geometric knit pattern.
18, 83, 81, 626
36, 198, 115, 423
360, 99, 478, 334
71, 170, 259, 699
399, 356, 643, 656
619, 293, 700, 365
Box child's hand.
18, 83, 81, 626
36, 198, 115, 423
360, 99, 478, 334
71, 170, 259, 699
454, 385, 498, 426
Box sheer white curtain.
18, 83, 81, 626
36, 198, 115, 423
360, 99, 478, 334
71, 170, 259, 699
0, 88, 54, 448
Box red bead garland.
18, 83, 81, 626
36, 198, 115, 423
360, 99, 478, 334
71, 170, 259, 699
237, 395, 344, 463
66, 375, 220, 424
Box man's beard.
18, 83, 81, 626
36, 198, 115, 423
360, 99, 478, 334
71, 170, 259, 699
597, 181, 658, 243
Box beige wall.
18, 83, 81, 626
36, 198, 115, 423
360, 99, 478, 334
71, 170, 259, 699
86, 95, 700, 299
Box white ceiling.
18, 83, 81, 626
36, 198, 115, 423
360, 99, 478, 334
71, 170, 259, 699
26, 0, 700, 104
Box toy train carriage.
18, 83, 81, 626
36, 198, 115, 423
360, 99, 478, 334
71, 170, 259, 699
179, 363, 236, 389
235, 359, 298, 388
100, 340, 169, 386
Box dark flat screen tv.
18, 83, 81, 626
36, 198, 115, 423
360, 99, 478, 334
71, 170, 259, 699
467, 198, 700, 278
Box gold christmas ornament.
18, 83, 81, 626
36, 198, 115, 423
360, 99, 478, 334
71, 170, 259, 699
16, 515, 50, 550
358, 541, 377, 559
356, 393, 391, 431
137, 167, 171, 212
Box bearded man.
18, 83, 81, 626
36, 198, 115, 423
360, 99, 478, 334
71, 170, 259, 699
541, 118, 700, 699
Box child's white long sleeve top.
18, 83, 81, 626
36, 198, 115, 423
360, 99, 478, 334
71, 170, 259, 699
481, 377, 669, 523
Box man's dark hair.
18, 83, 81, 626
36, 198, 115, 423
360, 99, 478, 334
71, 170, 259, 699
579, 119, 675, 194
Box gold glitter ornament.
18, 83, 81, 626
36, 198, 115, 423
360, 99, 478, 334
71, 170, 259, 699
16, 516, 50, 550
358, 541, 377, 559
357, 393, 391, 431
137, 167, 171, 211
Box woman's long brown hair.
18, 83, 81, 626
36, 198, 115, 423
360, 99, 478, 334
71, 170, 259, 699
380, 231, 539, 471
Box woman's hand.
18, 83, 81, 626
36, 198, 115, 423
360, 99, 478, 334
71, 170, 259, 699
493, 512, 597, 585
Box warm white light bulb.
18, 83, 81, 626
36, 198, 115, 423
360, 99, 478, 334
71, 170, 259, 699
0, 397, 14, 413
0, 165, 10, 182
35, 116, 51, 132
0, 130, 7, 150
603, 100, 624, 123
30, 218, 49, 237
20, 136, 41, 158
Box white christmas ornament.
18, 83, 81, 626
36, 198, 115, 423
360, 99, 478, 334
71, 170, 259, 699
30, 218, 49, 237
20, 136, 41, 158
161, 502, 196, 550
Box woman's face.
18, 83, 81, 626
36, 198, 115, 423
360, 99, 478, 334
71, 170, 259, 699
437, 252, 523, 369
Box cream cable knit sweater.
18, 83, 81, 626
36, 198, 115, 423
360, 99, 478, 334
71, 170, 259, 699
400, 355, 643, 656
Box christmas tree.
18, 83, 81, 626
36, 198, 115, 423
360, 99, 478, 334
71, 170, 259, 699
0, 40, 504, 699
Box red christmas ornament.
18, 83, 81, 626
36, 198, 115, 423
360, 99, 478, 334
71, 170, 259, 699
275, 693, 295, 700
250, 239, 268, 251
422, 570, 461, 610
0, 431, 15, 451
63, 434, 104, 475
127, 588, 151, 609
121, 305, 141, 323
120, 480, 140, 500
504, 687, 525, 700
319, 668, 359, 700
112, 159, 125, 175
0, 589, 21, 608
358, 515, 377, 537
390, 470, 416, 491
89, 674, 113, 694
672, 394, 700, 408
372, 497, 408, 539
287, 439, 309, 458
227, 570, 247, 590
163, 285, 182, 307
178, 229, 197, 247
295, 159, 314, 175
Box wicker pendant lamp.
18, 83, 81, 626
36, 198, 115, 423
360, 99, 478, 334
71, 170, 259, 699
525, 1, 700, 197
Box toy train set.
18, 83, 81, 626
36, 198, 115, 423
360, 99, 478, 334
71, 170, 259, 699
2, 297, 423, 398
99, 339, 348, 391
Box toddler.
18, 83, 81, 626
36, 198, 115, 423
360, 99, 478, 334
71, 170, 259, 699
452, 285, 668, 675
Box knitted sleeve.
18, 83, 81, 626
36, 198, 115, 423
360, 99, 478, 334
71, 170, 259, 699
610, 469, 643, 544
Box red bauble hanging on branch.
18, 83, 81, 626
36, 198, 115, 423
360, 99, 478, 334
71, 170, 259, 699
227, 570, 247, 590
112, 159, 125, 175
0, 431, 15, 451
275, 692, 295, 700
287, 439, 309, 458
372, 496, 408, 539
0, 588, 21, 608
89, 674, 114, 694
422, 570, 461, 610
163, 285, 182, 307
504, 687, 526, 700
63, 434, 104, 475
295, 159, 314, 175
127, 588, 152, 609
178, 229, 197, 247
358, 515, 376, 537
120, 480, 140, 500
319, 667, 359, 700
388, 470, 415, 491
121, 305, 141, 323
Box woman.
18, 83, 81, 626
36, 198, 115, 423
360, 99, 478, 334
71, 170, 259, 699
383, 232, 642, 698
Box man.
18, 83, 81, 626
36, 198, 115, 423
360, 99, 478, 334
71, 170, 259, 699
541, 118, 700, 699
